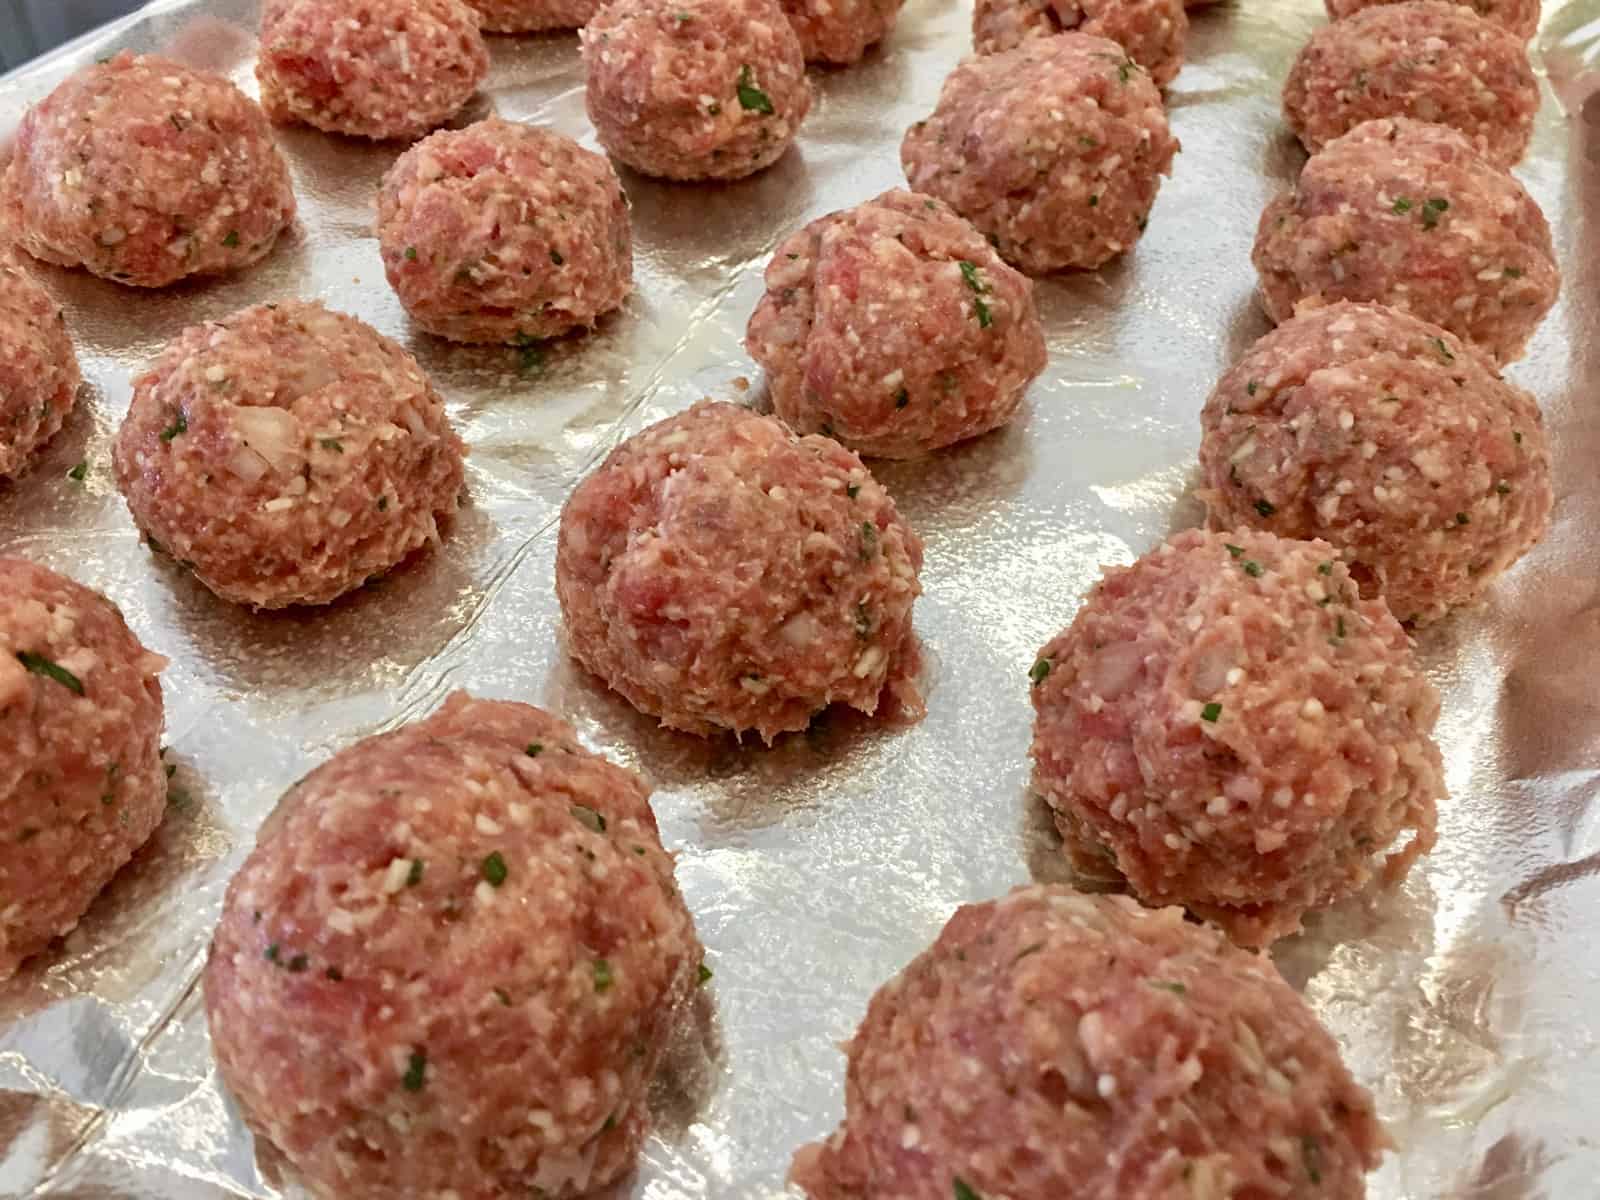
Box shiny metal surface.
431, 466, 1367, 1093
1, 0, 1597, 1195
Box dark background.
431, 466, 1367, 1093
1, 0, 144, 73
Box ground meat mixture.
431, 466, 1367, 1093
779, 0, 905, 64
1199, 302, 1551, 626
257, 0, 491, 142
1252, 117, 1558, 364
793, 887, 1389, 1200
1, 52, 295, 288
0, 557, 167, 980
972, 0, 1187, 88
204, 692, 704, 1200
0, 264, 79, 479
112, 301, 466, 610
1030, 528, 1444, 948
377, 118, 633, 345
465, 0, 599, 30
902, 34, 1179, 274
1327, 0, 1539, 41
746, 190, 1046, 459
557, 401, 923, 741
1284, 1, 1538, 168
583, 0, 812, 181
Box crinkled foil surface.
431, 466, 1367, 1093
2, 0, 1599, 1195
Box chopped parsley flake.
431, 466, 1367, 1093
1391, 196, 1412, 214
736, 65, 774, 114
846, 483, 860, 499
1245, 381, 1258, 396
1513, 430, 1523, 444
1029, 658, 1051, 685
953, 1179, 983, 1200
1503, 266, 1523, 279
159, 410, 188, 442
513, 332, 545, 374
68, 461, 87, 482
319, 438, 343, 453
894, 386, 909, 408
1242, 560, 1264, 578
1496, 482, 1511, 495
481, 851, 508, 887
407, 858, 424, 886
1334, 615, 1347, 642
593, 959, 615, 993
571, 804, 607, 833
1150, 980, 1187, 995
16, 652, 84, 695
378, 495, 389, 512
1224, 544, 1245, 558
698, 963, 714, 985
526, 742, 543, 757
1254, 498, 1276, 517
264, 943, 280, 963
404, 246, 418, 261
550, 249, 565, 265
1318, 561, 1332, 575
221, 230, 240, 248
1301, 1136, 1323, 1185
1088, 194, 1099, 208
958, 260, 993, 328
1013, 942, 1045, 963
859, 522, 878, 560
1455, 512, 1470, 525
1420, 197, 1449, 231
1200, 702, 1222, 723
402, 1050, 427, 1092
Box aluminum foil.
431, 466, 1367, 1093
2, 0, 1598, 1195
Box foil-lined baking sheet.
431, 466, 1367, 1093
2, 0, 1598, 1194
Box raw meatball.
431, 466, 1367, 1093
582, 0, 812, 182
112, 301, 466, 610
972, 0, 1187, 89
465, 0, 598, 30
556, 401, 923, 741
1327, 0, 1538, 41
0, 264, 79, 478
1199, 303, 1551, 626
0, 558, 167, 980
1030, 528, 1443, 947
0, 52, 295, 288
794, 887, 1388, 1199
204, 691, 703, 1200
1284, 2, 1537, 168
902, 34, 1179, 274
1252, 117, 1558, 364
779, 0, 905, 65
257, 0, 491, 141
746, 190, 1047, 458
377, 118, 633, 345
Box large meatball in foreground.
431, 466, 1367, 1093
377, 118, 633, 345
779, 0, 905, 64
257, 0, 491, 142
1030, 528, 1443, 947
1, 52, 295, 288
1199, 303, 1551, 626
205, 692, 703, 1200
0, 263, 79, 479
973, 0, 1187, 88
793, 887, 1389, 1199
112, 301, 466, 610
465, 0, 598, 30
1253, 117, 1558, 364
1327, 0, 1538, 41
583, 0, 812, 182
0, 558, 167, 980
747, 190, 1047, 459
1284, 2, 1537, 168
902, 34, 1179, 274
557, 401, 923, 741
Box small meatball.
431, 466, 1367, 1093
1284, 2, 1538, 168
0, 52, 295, 288
973, 0, 1187, 88
204, 692, 703, 1200
1030, 528, 1443, 947
465, 0, 600, 30
556, 401, 923, 741
902, 35, 1179, 274
582, 0, 812, 182
257, 0, 491, 141
746, 190, 1047, 458
779, 0, 905, 65
0, 558, 167, 980
0, 264, 79, 479
1327, 0, 1538, 41
1252, 117, 1558, 364
793, 887, 1389, 1199
112, 301, 466, 610
377, 119, 633, 345
1199, 303, 1551, 626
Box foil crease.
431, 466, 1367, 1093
2, 0, 1598, 1195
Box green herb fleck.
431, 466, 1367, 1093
1200, 702, 1222, 723
698, 963, 714, 985
1242, 560, 1264, 578
1254, 498, 1276, 517
1013, 942, 1045, 963
1333, 615, 1347, 642
378, 495, 389, 512
264, 943, 280, 963
571, 804, 607, 833
859, 521, 878, 561
402, 1050, 427, 1092
894, 386, 909, 408
1224, 543, 1245, 558
526, 742, 543, 757
550, 249, 564, 265
319, 438, 344, 453
481, 851, 508, 887
407, 858, 424, 887
736, 65, 774, 114
1150, 980, 1187, 995
1455, 512, 1470, 525
958, 260, 993, 328
1029, 658, 1051, 686
1502, 266, 1523, 279
404, 246, 418, 261
1391, 196, 1412, 214
846, 483, 860, 499
594, 959, 615, 993
1496, 482, 1511, 495
221, 230, 240, 248
953, 1179, 983, 1200
1246, 381, 1258, 396
512, 332, 546, 373
1421, 197, 1449, 231
1513, 430, 1523, 444
16, 652, 85, 695
159, 410, 188, 442
1301, 1136, 1323, 1185
1088, 194, 1099, 208
68, 461, 87, 482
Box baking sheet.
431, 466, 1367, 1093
2, 0, 1599, 1195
